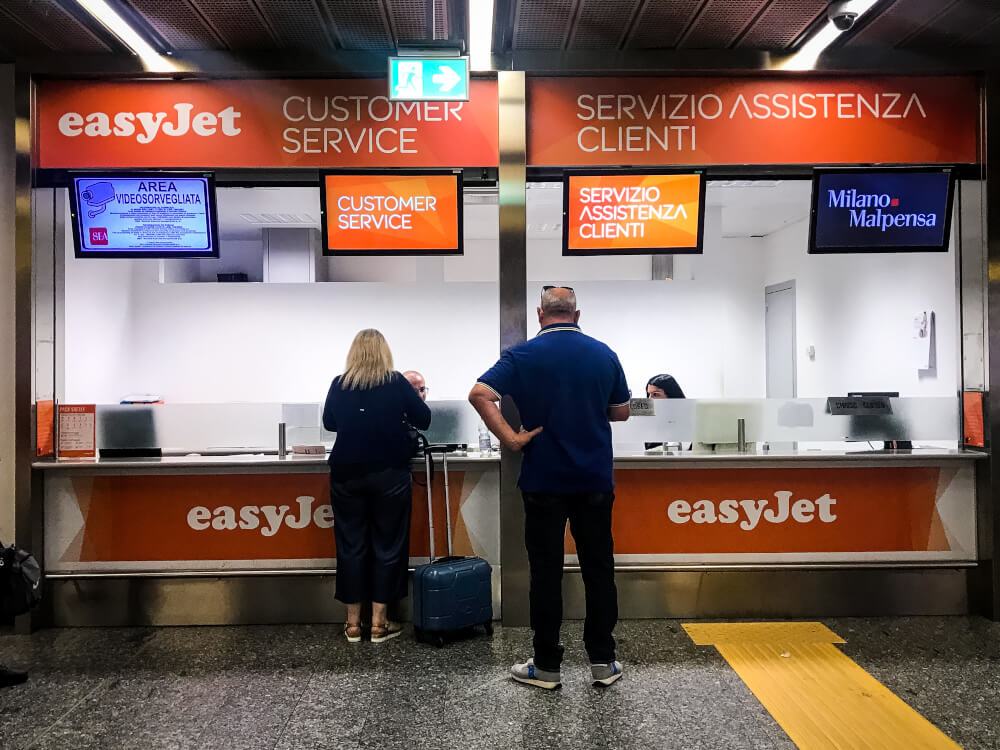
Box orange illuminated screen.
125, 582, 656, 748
566, 173, 702, 253
324, 174, 460, 254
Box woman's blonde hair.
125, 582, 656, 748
341, 328, 394, 390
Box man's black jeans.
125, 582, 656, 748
522, 491, 617, 671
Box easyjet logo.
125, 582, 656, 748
57, 103, 242, 145
186, 496, 333, 537
667, 491, 837, 530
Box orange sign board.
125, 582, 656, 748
587, 467, 953, 555
322, 173, 461, 254
53, 471, 479, 564
963, 391, 985, 449
36, 79, 498, 169
57, 404, 96, 459
528, 76, 980, 166
564, 172, 703, 254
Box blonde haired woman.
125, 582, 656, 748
322, 329, 431, 643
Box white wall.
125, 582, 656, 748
526, 205, 767, 398
762, 187, 959, 398
0, 65, 14, 539
60, 180, 961, 414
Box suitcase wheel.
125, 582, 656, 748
414, 627, 424, 644
431, 633, 445, 648
483, 621, 494, 636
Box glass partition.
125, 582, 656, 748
611, 397, 959, 455
527, 178, 968, 453
91, 400, 486, 455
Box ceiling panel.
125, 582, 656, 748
0, 0, 111, 53
187, 0, 277, 49
844, 0, 957, 47
625, 0, 702, 49
960, 11, 1000, 45
387, 0, 428, 39
0, 15, 53, 56
512, 0, 574, 49
256, 0, 333, 49
679, 0, 769, 48
900, 0, 1000, 48
123, 0, 223, 50
322, 0, 394, 49
432, 0, 449, 38
568, 0, 639, 50
736, 0, 826, 49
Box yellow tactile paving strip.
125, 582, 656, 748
683, 622, 962, 750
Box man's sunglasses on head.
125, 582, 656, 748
542, 285, 574, 292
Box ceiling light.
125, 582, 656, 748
780, 0, 878, 71
75, 0, 176, 73
469, 0, 495, 71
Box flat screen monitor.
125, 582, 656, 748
562, 170, 706, 256
809, 168, 955, 254
321, 170, 463, 256
70, 172, 219, 259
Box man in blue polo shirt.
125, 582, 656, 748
469, 286, 630, 690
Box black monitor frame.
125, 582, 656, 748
807, 166, 956, 255
69, 171, 220, 259
320, 169, 464, 257
561, 168, 707, 256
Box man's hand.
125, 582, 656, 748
506, 425, 543, 452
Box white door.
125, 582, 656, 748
765, 282, 797, 398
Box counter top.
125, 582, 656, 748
32, 452, 500, 471
33, 447, 984, 471
613, 447, 986, 464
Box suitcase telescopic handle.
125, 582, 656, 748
442, 453, 453, 557
424, 451, 436, 562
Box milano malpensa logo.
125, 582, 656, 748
813, 171, 951, 251
827, 187, 939, 231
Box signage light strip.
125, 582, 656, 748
780, 0, 879, 71
75, 0, 176, 73
469, 0, 495, 72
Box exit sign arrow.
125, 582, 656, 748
432, 64, 462, 93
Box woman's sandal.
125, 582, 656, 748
344, 623, 363, 643
370, 621, 403, 644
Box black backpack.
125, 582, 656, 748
0, 542, 42, 617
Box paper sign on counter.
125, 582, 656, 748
57, 404, 96, 458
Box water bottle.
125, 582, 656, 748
478, 423, 492, 454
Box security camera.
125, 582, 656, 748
827, 1, 859, 31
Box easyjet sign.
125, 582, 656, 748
592, 466, 974, 557
36, 79, 499, 168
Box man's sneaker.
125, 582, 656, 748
591, 661, 623, 687
0, 665, 27, 688
510, 658, 561, 690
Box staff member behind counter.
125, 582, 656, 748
322, 329, 431, 644
645, 374, 685, 451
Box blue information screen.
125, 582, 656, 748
71, 174, 217, 258
810, 170, 953, 253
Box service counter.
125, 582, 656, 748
31, 447, 983, 626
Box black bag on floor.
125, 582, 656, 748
0, 541, 42, 617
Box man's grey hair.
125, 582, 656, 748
540, 287, 577, 318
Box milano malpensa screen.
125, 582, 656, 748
810, 170, 953, 253
71, 173, 218, 258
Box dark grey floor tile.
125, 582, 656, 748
1, 617, 998, 750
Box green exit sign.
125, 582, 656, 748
388, 57, 470, 102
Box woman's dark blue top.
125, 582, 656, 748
322, 371, 432, 477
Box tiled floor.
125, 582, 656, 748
0, 617, 997, 749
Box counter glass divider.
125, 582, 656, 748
44, 395, 961, 459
